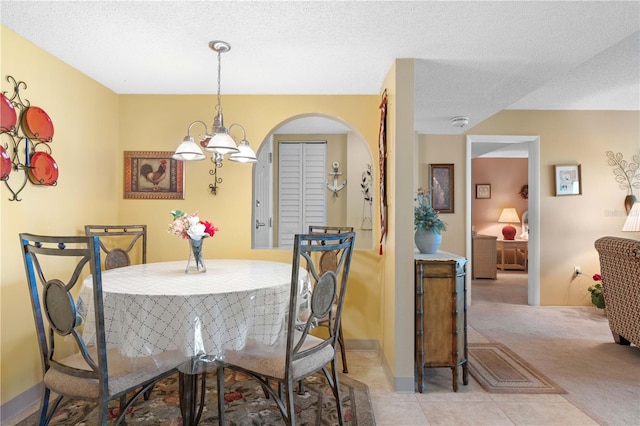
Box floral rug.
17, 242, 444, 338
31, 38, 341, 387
18, 370, 375, 425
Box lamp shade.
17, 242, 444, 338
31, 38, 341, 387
205, 132, 239, 155
173, 136, 205, 161
228, 139, 257, 163
498, 207, 520, 240
622, 202, 640, 232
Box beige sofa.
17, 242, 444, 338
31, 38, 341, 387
594, 236, 640, 347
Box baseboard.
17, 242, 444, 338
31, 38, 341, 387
1, 382, 41, 424
344, 338, 379, 351
379, 344, 415, 393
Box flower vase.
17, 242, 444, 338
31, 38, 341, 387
186, 238, 206, 274
415, 229, 442, 254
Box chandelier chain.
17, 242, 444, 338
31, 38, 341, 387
216, 50, 222, 113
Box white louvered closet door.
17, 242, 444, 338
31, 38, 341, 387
278, 142, 327, 247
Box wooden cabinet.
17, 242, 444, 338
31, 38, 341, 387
414, 253, 468, 392
472, 234, 497, 279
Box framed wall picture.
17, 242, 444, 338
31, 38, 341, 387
124, 151, 184, 199
476, 184, 491, 199
554, 164, 582, 196
429, 163, 454, 213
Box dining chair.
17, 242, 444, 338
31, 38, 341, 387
84, 224, 147, 270
308, 225, 354, 373
19, 233, 179, 425
217, 231, 356, 426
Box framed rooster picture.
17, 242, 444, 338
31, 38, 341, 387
124, 151, 184, 199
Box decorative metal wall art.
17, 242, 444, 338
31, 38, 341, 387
1, 75, 58, 201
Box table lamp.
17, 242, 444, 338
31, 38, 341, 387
622, 202, 640, 232
498, 207, 520, 240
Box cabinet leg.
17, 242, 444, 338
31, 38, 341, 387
451, 367, 458, 392
462, 361, 469, 385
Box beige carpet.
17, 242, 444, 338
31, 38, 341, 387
469, 272, 640, 426
468, 342, 566, 394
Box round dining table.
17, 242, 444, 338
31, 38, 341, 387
78, 259, 298, 425
79, 259, 295, 365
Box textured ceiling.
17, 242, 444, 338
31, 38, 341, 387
1, 1, 639, 135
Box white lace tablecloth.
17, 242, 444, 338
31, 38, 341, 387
79, 259, 294, 368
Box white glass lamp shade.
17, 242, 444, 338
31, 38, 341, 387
622, 202, 640, 232
205, 132, 239, 155
498, 207, 520, 240
173, 136, 205, 161
229, 139, 257, 163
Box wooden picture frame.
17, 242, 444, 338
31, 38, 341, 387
124, 151, 184, 199
476, 184, 491, 199
554, 164, 582, 196
429, 163, 454, 213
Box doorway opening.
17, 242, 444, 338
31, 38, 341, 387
466, 135, 540, 306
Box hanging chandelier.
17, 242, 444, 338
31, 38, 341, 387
173, 40, 257, 195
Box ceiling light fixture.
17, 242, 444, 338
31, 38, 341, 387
173, 40, 257, 195
450, 116, 469, 128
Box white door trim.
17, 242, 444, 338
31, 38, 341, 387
466, 135, 540, 306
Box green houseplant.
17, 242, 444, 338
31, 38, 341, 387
414, 188, 447, 253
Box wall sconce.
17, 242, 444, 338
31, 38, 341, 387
173, 40, 257, 195
498, 207, 520, 240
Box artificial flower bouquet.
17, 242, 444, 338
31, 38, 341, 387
168, 210, 218, 241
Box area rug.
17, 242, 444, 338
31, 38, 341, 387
468, 343, 566, 394
17, 370, 375, 425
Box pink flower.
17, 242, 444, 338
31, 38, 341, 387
168, 210, 218, 240
593, 273, 602, 281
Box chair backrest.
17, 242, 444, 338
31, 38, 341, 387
84, 224, 147, 270
286, 232, 355, 372
19, 234, 110, 392
308, 226, 354, 274
308, 225, 354, 235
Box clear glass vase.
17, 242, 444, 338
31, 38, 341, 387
186, 238, 206, 274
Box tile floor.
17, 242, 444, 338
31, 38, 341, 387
345, 350, 599, 426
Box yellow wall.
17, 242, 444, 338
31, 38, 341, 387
1, 27, 383, 408
2, 25, 638, 409
115, 94, 383, 344
471, 110, 639, 306
384, 59, 418, 388
417, 134, 467, 256
1, 27, 119, 404
418, 111, 639, 308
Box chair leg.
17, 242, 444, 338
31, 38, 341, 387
286, 378, 296, 426
327, 361, 345, 426
143, 383, 154, 400
217, 365, 226, 426
38, 387, 50, 425
338, 324, 348, 373
116, 395, 128, 425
